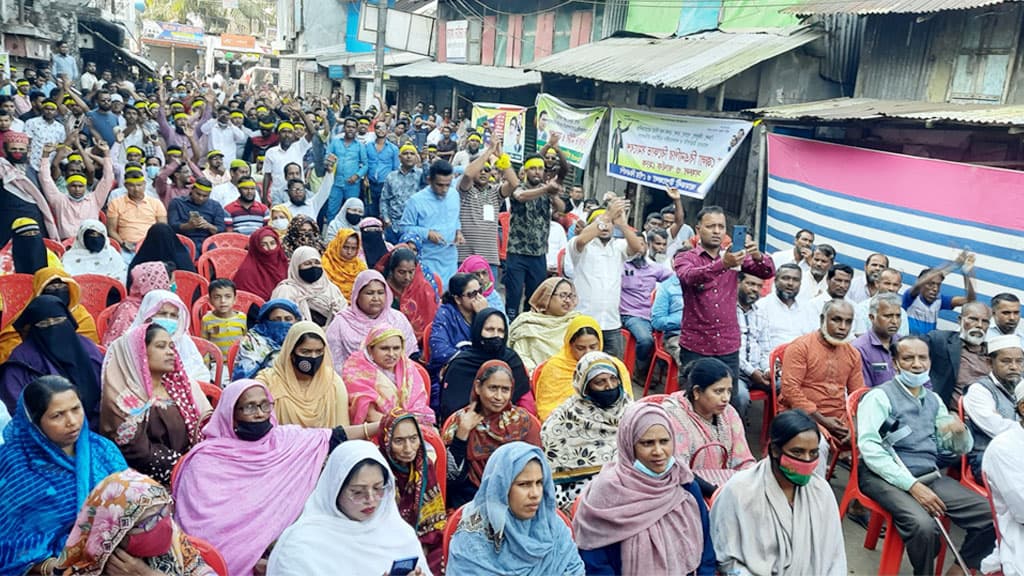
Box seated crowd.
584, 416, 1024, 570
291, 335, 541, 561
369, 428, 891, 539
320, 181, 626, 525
0, 68, 1022, 576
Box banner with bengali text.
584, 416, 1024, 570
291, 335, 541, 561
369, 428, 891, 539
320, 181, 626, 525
535, 93, 606, 168
606, 108, 751, 198
471, 102, 527, 163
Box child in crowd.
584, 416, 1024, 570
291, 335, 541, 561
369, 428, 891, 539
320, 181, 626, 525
201, 278, 248, 359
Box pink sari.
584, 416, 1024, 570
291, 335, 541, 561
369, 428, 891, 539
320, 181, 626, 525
341, 326, 434, 425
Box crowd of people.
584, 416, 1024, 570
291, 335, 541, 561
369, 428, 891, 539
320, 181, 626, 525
0, 48, 1022, 576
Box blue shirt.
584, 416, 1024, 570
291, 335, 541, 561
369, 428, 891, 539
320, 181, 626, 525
903, 291, 954, 335
651, 276, 684, 334
399, 186, 461, 285
365, 139, 399, 184
167, 196, 227, 247
86, 109, 120, 145
326, 137, 367, 186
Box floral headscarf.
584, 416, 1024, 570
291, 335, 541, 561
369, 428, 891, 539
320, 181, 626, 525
282, 215, 325, 258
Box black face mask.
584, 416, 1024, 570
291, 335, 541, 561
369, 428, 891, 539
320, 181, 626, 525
345, 212, 362, 225
588, 387, 622, 409
83, 234, 106, 253
292, 353, 324, 376
45, 285, 71, 306
479, 336, 505, 355
298, 266, 323, 284
234, 418, 273, 441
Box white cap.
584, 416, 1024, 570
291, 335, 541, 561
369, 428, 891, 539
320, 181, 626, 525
988, 334, 1022, 355
110, 93, 124, 103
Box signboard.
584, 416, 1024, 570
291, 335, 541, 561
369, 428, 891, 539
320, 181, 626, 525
143, 21, 205, 47
358, 4, 436, 57
766, 133, 1024, 329
445, 20, 468, 63
328, 65, 345, 79
605, 108, 751, 197
352, 62, 374, 78
534, 93, 606, 168
471, 102, 527, 163
220, 34, 255, 50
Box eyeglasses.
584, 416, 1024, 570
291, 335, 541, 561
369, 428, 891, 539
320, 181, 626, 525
132, 504, 170, 533
553, 291, 577, 301
460, 290, 481, 299
343, 485, 387, 503
237, 400, 275, 416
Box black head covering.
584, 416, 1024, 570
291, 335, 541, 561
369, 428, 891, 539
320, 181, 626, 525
13, 295, 101, 426
437, 307, 530, 424
11, 227, 47, 274
126, 223, 195, 291
359, 222, 388, 273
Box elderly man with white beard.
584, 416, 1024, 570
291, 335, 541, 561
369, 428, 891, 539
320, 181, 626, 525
925, 301, 992, 411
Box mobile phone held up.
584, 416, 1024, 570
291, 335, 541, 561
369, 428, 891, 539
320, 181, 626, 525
731, 225, 747, 253
389, 557, 418, 576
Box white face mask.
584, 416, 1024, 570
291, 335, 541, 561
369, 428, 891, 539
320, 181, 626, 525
271, 217, 288, 230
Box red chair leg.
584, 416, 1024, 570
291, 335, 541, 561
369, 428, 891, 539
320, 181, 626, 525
864, 513, 885, 550
877, 530, 905, 575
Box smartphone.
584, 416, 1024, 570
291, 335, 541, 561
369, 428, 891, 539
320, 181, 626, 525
731, 225, 747, 253
388, 556, 418, 576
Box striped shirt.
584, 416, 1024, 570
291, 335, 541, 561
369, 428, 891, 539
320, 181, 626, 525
202, 311, 248, 356
224, 199, 270, 235
457, 180, 502, 265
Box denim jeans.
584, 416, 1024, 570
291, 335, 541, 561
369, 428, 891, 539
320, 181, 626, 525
621, 315, 654, 376
602, 329, 624, 360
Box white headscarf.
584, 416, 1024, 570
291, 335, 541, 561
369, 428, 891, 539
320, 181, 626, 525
129, 290, 212, 383
267, 440, 432, 576
61, 219, 128, 283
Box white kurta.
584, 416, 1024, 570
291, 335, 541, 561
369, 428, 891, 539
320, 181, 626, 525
981, 425, 1024, 576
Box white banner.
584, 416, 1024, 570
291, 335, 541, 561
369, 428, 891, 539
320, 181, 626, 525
445, 20, 468, 63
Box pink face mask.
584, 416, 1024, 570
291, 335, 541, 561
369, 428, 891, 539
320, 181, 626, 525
779, 454, 819, 486
121, 514, 174, 558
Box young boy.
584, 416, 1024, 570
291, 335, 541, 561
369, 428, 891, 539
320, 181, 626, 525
201, 278, 248, 358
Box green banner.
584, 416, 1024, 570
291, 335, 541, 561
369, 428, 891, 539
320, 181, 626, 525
535, 94, 607, 168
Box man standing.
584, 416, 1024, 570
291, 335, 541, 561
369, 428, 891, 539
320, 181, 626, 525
988, 293, 1023, 346
904, 250, 977, 334
925, 301, 992, 409
847, 253, 890, 303
857, 336, 994, 576
365, 120, 398, 218
504, 150, 565, 320
809, 263, 854, 313
23, 99, 65, 186
167, 178, 227, 251
223, 177, 268, 236
963, 335, 1022, 480
796, 244, 835, 302
79, 62, 98, 93
457, 140, 516, 276
326, 117, 367, 224
0, 132, 58, 243
569, 198, 644, 358
771, 228, 814, 270
380, 143, 423, 244
736, 271, 771, 418
51, 41, 79, 84
262, 122, 305, 205
452, 131, 484, 168
399, 160, 463, 285
619, 229, 673, 374
853, 267, 910, 337
853, 292, 902, 387
757, 263, 819, 351
201, 106, 247, 165
673, 207, 774, 380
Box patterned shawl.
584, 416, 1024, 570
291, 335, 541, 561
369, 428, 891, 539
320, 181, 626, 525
375, 246, 439, 347
340, 326, 433, 425
102, 262, 170, 345
281, 215, 325, 258
325, 269, 419, 369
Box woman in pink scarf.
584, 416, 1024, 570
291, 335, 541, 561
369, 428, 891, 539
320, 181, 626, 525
325, 269, 418, 370
173, 380, 345, 576
101, 261, 171, 345
573, 402, 716, 576
340, 325, 434, 425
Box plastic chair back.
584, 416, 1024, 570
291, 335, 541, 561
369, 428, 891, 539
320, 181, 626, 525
186, 535, 229, 576
226, 340, 241, 379
73, 274, 127, 318
412, 361, 431, 400
638, 393, 668, 404
0, 273, 35, 329
421, 322, 432, 364
202, 232, 250, 252
173, 270, 209, 308
43, 238, 65, 257
497, 212, 510, 261
763, 343, 788, 455
982, 472, 1002, 544
96, 303, 119, 342
190, 336, 224, 385
957, 397, 989, 496
442, 505, 465, 566
421, 426, 447, 500
137, 234, 195, 261
190, 290, 265, 337
197, 247, 247, 281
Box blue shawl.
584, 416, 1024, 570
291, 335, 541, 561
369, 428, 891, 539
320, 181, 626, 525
0, 395, 127, 574
447, 442, 585, 576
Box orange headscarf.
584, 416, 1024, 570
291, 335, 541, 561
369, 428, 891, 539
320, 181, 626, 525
321, 228, 367, 299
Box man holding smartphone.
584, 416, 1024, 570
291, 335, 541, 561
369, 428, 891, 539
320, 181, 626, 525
673, 206, 775, 388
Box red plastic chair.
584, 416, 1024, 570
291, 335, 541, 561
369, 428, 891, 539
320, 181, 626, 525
200, 382, 222, 407
186, 535, 228, 576
412, 361, 431, 400
197, 247, 247, 281
0, 273, 35, 329
530, 360, 547, 396
982, 472, 1002, 544
556, 247, 566, 277
190, 336, 224, 386
838, 387, 947, 575
620, 328, 637, 379
190, 290, 265, 337
639, 393, 668, 404
644, 331, 679, 396
96, 303, 119, 342
43, 238, 65, 257
421, 322, 432, 364
73, 274, 127, 318
957, 397, 989, 497
762, 344, 787, 455
226, 340, 241, 379
443, 502, 572, 566
174, 270, 209, 308
422, 426, 447, 500
202, 232, 250, 252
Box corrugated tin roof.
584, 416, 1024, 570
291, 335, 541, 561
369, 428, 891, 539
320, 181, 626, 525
317, 51, 428, 67
782, 0, 1012, 15
386, 61, 541, 88
526, 29, 822, 93
747, 97, 1024, 125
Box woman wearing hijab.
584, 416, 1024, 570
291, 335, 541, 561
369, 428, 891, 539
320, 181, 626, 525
377, 409, 446, 575
573, 402, 716, 576
427, 273, 484, 394
358, 217, 389, 272
458, 255, 503, 311
542, 351, 631, 513
439, 308, 534, 424
281, 215, 326, 258
0, 376, 127, 576
378, 246, 439, 348
322, 228, 367, 299
103, 262, 172, 345
663, 358, 755, 496
129, 290, 211, 383
710, 410, 847, 575
508, 277, 581, 374
447, 442, 584, 576
534, 315, 632, 421
7, 217, 62, 274
326, 269, 418, 368
399, 231, 441, 297
58, 469, 215, 575
323, 196, 365, 243
101, 322, 213, 484
0, 267, 99, 363
267, 441, 432, 576
255, 321, 350, 429
126, 223, 195, 291
0, 296, 104, 427
442, 360, 542, 509
232, 299, 300, 380
174, 380, 373, 576
342, 326, 433, 425
271, 246, 347, 327
270, 204, 293, 238
234, 226, 290, 300
61, 219, 128, 283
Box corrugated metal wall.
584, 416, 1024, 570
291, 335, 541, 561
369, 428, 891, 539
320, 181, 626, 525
855, 13, 937, 101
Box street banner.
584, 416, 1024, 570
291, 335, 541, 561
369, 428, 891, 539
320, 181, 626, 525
766, 133, 1024, 329
606, 108, 751, 197
534, 93, 606, 168
471, 102, 527, 163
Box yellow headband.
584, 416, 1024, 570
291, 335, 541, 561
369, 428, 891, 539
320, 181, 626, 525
207, 150, 224, 159
277, 122, 294, 132
125, 146, 144, 156
66, 153, 84, 163
167, 149, 183, 156
399, 143, 418, 154
66, 174, 88, 186
259, 120, 274, 129
237, 179, 257, 189
173, 112, 188, 121
358, 118, 370, 125
467, 133, 482, 142
229, 111, 244, 118
124, 175, 146, 184
41, 101, 58, 110
193, 181, 212, 192
524, 158, 545, 170
587, 209, 606, 224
